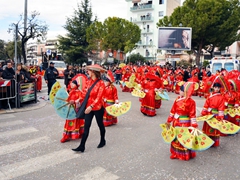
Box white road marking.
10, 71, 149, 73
0, 120, 25, 128
0, 136, 50, 156
0, 149, 79, 180
73, 166, 119, 180
0, 114, 15, 120
0, 127, 38, 138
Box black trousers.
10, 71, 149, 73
47, 80, 56, 95
79, 107, 105, 148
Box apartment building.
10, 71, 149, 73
125, 0, 181, 61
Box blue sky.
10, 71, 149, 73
0, 0, 128, 42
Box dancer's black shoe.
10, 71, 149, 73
97, 140, 106, 148
72, 146, 85, 152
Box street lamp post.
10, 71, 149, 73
154, 53, 157, 62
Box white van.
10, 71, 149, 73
209, 57, 240, 73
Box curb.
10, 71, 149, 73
0, 101, 48, 114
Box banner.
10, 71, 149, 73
0, 80, 11, 87
19, 82, 36, 103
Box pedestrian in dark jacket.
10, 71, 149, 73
64, 65, 75, 89
44, 62, 59, 96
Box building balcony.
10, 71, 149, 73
136, 41, 155, 47
131, 16, 154, 23
130, 4, 154, 12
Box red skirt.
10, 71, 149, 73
170, 139, 196, 161
202, 121, 220, 147
36, 76, 42, 91
62, 119, 84, 141
103, 101, 118, 126
155, 99, 162, 109
140, 90, 156, 116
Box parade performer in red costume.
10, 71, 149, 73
224, 79, 239, 126
103, 70, 119, 126
60, 80, 84, 143
162, 70, 168, 91
165, 82, 198, 160
174, 70, 184, 94
72, 64, 106, 152
168, 70, 175, 92
201, 83, 225, 147
121, 67, 132, 92
140, 73, 162, 117
36, 66, 43, 92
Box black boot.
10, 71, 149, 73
97, 140, 106, 148
72, 145, 85, 152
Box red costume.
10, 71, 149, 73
36, 66, 43, 92
167, 82, 198, 160
121, 67, 132, 92
174, 72, 184, 94
61, 86, 84, 143
140, 73, 162, 117
103, 71, 119, 126
201, 92, 225, 147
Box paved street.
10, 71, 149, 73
0, 79, 240, 180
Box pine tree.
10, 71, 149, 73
58, 0, 95, 65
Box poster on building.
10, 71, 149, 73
19, 82, 36, 103
158, 27, 192, 51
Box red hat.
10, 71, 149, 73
145, 73, 162, 83
86, 64, 106, 72
106, 70, 115, 83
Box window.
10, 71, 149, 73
159, 0, 164, 4
224, 62, 234, 71
212, 63, 222, 73
159, 11, 164, 17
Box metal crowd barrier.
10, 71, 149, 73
0, 79, 17, 110
0, 79, 37, 110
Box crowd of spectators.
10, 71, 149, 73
0, 60, 40, 110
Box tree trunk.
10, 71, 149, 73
196, 43, 203, 66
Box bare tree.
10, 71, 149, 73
9, 11, 48, 64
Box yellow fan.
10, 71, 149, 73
163, 80, 168, 85
196, 114, 215, 121
227, 107, 236, 117
131, 89, 146, 98
177, 81, 185, 86
155, 94, 161, 100
206, 118, 240, 135
160, 124, 176, 144
49, 81, 61, 104
194, 83, 199, 90
175, 127, 194, 149
188, 127, 214, 151
119, 63, 126, 68
133, 83, 141, 90
105, 101, 131, 117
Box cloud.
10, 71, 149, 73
0, 0, 128, 41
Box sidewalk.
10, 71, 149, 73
0, 96, 48, 114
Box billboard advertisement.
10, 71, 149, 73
158, 27, 192, 51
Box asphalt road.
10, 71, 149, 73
0, 78, 240, 180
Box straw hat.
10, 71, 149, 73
86, 64, 106, 73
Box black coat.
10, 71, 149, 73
64, 69, 75, 86
2, 67, 15, 80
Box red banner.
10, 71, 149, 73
0, 80, 11, 87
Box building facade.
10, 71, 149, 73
125, 0, 181, 61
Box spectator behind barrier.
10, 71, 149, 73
2, 60, 15, 80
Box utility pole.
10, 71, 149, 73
24, 0, 27, 64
